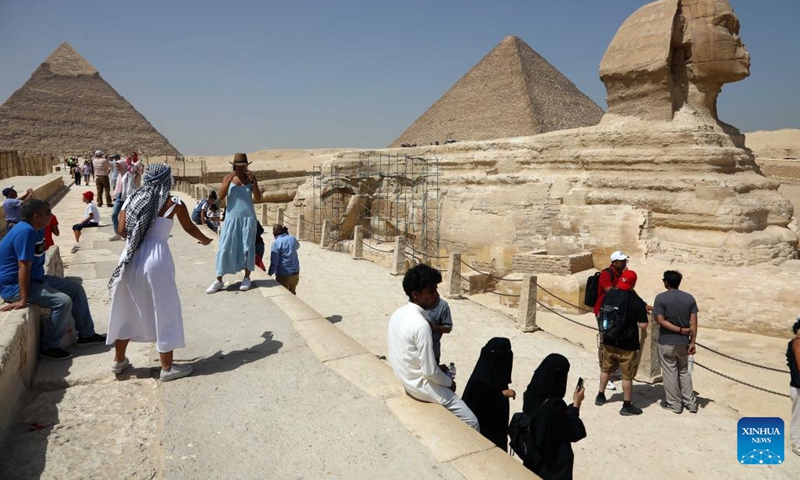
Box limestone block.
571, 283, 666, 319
325, 353, 405, 400
450, 447, 535, 479
292, 318, 369, 362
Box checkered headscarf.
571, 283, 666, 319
108, 163, 173, 291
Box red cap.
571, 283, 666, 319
82, 191, 94, 200
617, 270, 637, 291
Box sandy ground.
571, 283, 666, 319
295, 244, 800, 479
746, 129, 800, 160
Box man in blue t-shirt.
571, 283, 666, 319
0, 199, 105, 360
268, 224, 300, 294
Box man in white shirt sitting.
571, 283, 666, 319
387, 264, 479, 430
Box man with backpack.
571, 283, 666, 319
588, 250, 629, 390
594, 270, 649, 415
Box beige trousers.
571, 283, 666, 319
657, 343, 697, 412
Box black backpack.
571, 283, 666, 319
598, 289, 630, 342
508, 411, 534, 460
584, 268, 616, 307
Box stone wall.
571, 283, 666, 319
512, 252, 594, 276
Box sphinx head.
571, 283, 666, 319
600, 0, 750, 122
680, 0, 750, 84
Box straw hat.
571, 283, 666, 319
231, 153, 251, 166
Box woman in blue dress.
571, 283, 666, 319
206, 153, 262, 293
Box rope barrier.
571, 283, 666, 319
535, 300, 599, 331
404, 242, 450, 260
459, 259, 523, 282
695, 342, 790, 374
694, 361, 790, 398
362, 242, 394, 254
534, 282, 594, 314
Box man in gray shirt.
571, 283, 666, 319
653, 270, 698, 414
427, 298, 453, 364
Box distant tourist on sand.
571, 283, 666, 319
519, 353, 586, 479
462, 337, 515, 450
205, 203, 221, 233
92, 150, 112, 207
191, 191, 217, 228
653, 270, 699, 414
110, 158, 136, 241
130, 152, 144, 188
81, 161, 92, 185
268, 224, 300, 294
71, 191, 100, 253
788, 316, 800, 457
73, 163, 82, 185
0, 198, 106, 360
106, 164, 213, 381
2, 185, 34, 230
206, 153, 262, 294
592, 251, 630, 391
387, 264, 479, 430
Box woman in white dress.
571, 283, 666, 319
106, 164, 213, 381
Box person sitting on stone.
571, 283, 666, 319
2, 185, 34, 230
71, 191, 100, 253
387, 264, 479, 430
204, 202, 221, 233
0, 199, 106, 360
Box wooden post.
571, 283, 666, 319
353, 226, 363, 259
392, 236, 406, 275
446, 253, 463, 299
261, 205, 270, 225
277, 207, 285, 226
297, 213, 305, 240
517, 274, 540, 332
320, 219, 331, 248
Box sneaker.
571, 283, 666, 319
206, 280, 224, 294
77, 333, 107, 348
160, 364, 193, 382
111, 357, 131, 374
620, 403, 643, 416
239, 278, 252, 291
606, 380, 617, 391
686, 405, 698, 414
39, 348, 73, 360
109, 234, 122, 241
71, 244, 80, 254
595, 392, 606, 406
659, 400, 681, 414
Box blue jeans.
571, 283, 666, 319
6, 276, 97, 349
111, 194, 123, 235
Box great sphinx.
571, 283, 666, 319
294, 0, 797, 269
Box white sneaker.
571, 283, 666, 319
109, 234, 122, 241
111, 357, 131, 374
606, 380, 617, 390
71, 244, 80, 254
206, 280, 223, 294
160, 364, 193, 382
239, 278, 252, 291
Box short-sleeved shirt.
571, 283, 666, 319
0, 222, 46, 300
85, 202, 100, 224
3, 198, 23, 223
653, 289, 698, 346
426, 299, 453, 362
593, 266, 621, 316
92, 157, 111, 176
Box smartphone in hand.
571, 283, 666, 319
576, 377, 584, 391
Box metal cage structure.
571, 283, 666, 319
310, 153, 442, 267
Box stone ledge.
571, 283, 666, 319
0, 174, 67, 238
266, 288, 540, 478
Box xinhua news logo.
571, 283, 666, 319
737, 417, 784, 465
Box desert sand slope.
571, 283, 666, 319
747, 129, 800, 159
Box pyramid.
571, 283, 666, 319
390, 36, 604, 147
0, 42, 180, 155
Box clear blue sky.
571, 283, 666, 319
1, 0, 798, 154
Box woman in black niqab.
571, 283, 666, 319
521, 353, 586, 480
462, 337, 515, 450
